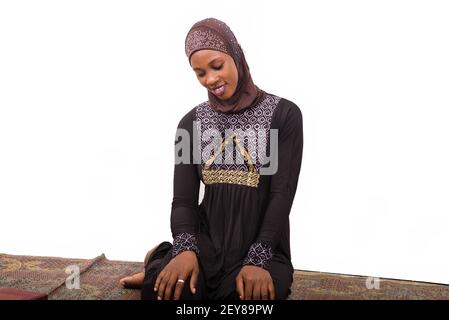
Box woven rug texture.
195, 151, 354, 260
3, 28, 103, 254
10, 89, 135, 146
1, 253, 449, 300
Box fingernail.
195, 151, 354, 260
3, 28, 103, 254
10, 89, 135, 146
154, 287, 157, 292
192, 288, 196, 294
157, 296, 161, 300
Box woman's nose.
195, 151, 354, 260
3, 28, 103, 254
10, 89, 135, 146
206, 74, 219, 87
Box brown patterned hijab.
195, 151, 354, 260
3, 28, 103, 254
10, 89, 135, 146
185, 18, 266, 114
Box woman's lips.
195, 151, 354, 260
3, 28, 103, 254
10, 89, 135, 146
212, 84, 226, 96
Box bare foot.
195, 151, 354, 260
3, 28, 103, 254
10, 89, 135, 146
120, 272, 145, 289
119, 242, 162, 289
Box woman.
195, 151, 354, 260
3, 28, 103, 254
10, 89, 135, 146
120, 17, 303, 300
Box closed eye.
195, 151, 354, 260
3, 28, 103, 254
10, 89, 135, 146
196, 64, 223, 77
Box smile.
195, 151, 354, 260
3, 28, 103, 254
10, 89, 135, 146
212, 84, 226, 96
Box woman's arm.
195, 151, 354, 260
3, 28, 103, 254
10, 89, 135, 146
154, 109, 201, 300
243, 99, 304, 270
170, 108, 201, 256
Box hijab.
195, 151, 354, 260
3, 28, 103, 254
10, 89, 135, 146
185, 18, 266, 114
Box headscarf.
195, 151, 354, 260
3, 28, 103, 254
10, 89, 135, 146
185, 18, 266, 114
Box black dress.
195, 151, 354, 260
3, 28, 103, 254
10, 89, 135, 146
142, 92, 303, 300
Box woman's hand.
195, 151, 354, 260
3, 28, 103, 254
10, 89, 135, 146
235, 265, 275, 300
154, 250, 199, 300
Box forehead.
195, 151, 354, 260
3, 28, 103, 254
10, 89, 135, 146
190, 49, 228, 68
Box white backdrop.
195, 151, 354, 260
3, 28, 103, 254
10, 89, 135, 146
1, 0, 449, 285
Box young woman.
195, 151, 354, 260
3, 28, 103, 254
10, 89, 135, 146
120, 17, 303, 300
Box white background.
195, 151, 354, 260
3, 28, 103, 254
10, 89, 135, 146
1, 0, 449, 285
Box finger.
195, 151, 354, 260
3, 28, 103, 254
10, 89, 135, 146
268, 281, 275, 300
173, 277, 186, 300
252, 282, 261, 300
236, 275, 244, 300
154, 269, 166, 293
164, 273, 178, 300
190, 269, 198, 295
157, 271, 170, 300
261, 283, 269, 300
244, 279, 253, 301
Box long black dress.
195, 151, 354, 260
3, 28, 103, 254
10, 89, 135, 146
142, 92, 303, 300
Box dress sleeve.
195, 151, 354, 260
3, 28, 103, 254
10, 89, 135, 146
243, 99, 303, 269
170, 108, 201, 257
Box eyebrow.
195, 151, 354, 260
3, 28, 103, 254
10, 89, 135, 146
192, 58, 223, 71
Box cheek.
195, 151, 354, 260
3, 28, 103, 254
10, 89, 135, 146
197, 77, 206, 86
231, 65, 238, 85
231, 71, 239, 88
226, 66, 238, 86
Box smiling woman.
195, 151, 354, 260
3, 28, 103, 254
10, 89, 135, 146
120, 17, 303, 301
191, 50, 239, 100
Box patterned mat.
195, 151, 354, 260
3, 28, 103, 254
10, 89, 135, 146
1, 252, 449, 299
0, 253, 142, 300
290, 270, 449, 300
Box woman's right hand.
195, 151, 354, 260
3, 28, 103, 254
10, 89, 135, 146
154, 250, 199, 300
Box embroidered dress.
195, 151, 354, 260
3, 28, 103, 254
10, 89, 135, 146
142, 93, 303, 300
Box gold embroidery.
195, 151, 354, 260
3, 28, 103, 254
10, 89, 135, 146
202, 169, 259, 187
202, 133, 260, 187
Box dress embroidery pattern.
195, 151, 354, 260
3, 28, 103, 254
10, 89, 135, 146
172, 232, 200, 257
243, 241, 273, 270
202, 133, 259, 187
196, 94, 280, 188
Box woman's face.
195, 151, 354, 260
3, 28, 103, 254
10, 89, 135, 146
190, 49, 238, 100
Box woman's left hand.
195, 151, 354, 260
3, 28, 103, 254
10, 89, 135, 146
235, 265, 275, 300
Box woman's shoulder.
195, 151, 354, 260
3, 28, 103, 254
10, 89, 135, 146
268, 94, 303, 126
269, 93, 301, 113
177, 101, 207, 129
